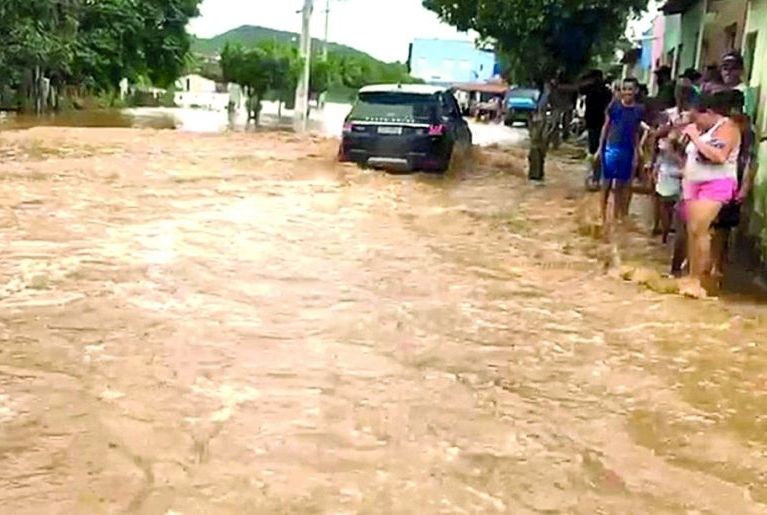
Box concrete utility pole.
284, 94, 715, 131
323, 0, 331, 61
294, 0, 314, 132
318, 0, 331, 110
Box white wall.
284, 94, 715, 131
175, 74, 217, 94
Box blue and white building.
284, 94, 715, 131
407, 39, 498, 85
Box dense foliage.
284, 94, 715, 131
423, 0, 645, 84
0, 0, 201, 109
220, 41, 303, 123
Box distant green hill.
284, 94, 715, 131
191, 25, 419, 102
192, 25, 389, 63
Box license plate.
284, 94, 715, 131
377, 126, 402, 135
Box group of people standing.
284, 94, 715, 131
582, 51, 758, 297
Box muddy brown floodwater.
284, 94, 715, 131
1, 127, 766, 514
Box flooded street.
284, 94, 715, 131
1, 127, 766, 514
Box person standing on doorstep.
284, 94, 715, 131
680, 93, 742, 298
721, 51, 747, 92
697, 52, 748, 282
710, 89, 758, 281
581, 70, 614, 186
703, 51, 746, 94
597, 77, 646, 227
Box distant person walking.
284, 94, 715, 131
597, 77, 645, 229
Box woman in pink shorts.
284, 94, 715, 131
681, 93, 741, 296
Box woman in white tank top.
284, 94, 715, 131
680, 93, 741, 297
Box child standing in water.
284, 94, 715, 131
654, 128, 686, 242
654, 85, 694, 244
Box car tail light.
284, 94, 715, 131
343, 122, 354, 133
428, 124, 446, 136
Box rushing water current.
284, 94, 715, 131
0, 127, 765, 514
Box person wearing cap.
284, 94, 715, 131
703, 51, 746, 94
721, 51, 747, 92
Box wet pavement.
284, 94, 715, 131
1, 127, 766, 514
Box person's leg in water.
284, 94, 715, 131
686, 199, 724, 294
623, 155, 643, 218
601, 145, 633, 234
710, 202, 740, 282
671, 216, 687, 276
670, 200, 687, 274
601, 179, 613, 233
613, 181, 630, 224
660, 197, 675, 243
710, 228, 730, 281
652, 193, 662, 235
588, 126, 602, 185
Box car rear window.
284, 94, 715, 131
350, 92, 438, 123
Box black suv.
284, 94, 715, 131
338, 84, 472, 172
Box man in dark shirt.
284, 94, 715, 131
654, 65, 676, 109
581, 70, 614, 184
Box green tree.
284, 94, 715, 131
0, 0, 201, 111
422, 0, 647, 180
221, 43, 278, 124
258, 41, 302, 117
310, 60, 332, 96
0, 0, 79, 111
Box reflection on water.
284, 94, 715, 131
0, 104, 347, 135
0, 108, 177, 131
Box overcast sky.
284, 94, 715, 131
188, 0, 472, 63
